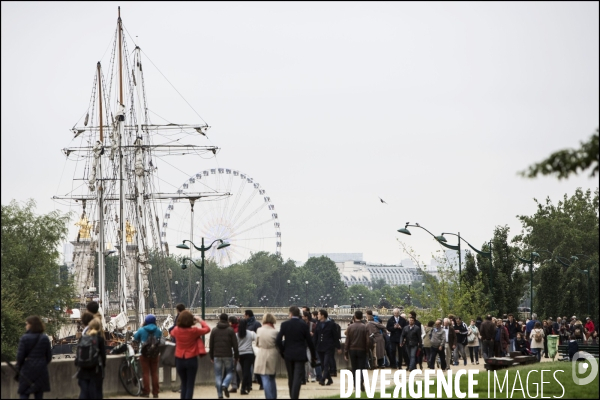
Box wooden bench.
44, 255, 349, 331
557, 344, 600, 361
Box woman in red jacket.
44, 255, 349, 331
170, 311, 211, 399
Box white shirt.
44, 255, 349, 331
444, 326, 449, 341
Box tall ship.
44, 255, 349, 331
53, 7, 229, 344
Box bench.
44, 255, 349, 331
557, 344, 599, 361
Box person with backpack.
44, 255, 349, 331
16, 315, 52, 399
134, 314, 163, 398
530, 321, 545, 362
76, 313, 106, 399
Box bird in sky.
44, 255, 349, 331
379, 197, 388, 204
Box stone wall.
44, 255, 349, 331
2, 346, 349, 399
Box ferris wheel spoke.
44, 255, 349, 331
230, 184, 257, 226
226, 179, 246, 222
231, 201, 268, 233
230, 218, 274, 239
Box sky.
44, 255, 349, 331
2, 1, 598, 266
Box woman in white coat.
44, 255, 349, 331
254, 313, 279, 399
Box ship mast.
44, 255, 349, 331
97, 61, 106, 323
117, 6, 128, 319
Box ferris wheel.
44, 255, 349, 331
162, 168, 281, 266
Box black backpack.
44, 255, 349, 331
76, 335, 101, 369
141, 333, 160, 358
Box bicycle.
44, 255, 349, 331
110, 336, 144, 396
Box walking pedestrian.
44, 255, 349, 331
302, 311, 317, 383
366, 311, 387, 369
507, 314, 519, 352
209, 313, 239, 399
428, 319, 447, 370
227, 316, 241, 393
133, 314, 163, 398
467, 319, 480, 365
530, 321, 545, 362
76, 314, 106, 399
254, 313, 279, 399
170, 311, 211, 399
385, 308, 406, 369
314, 309, 341, 385
276, 306, 316, 399
244, 310, 262, 388
422, 321, 434, 368
452, 317, 468, 366
344, 311, 369, 391
442, 318, 456, 369
16, 316, 52, 400
237, 319, 257, 395
479, 315, 496, 360
400, 316, 422, 371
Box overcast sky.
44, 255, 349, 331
2, 1, 598, 266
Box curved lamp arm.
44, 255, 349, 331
516, 252, 540, 265
441, 232, 491, 259
398, 223, 447, 243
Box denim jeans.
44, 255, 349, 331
531, 348, 541, 362
510, 338, 516, 353
214, 357, 234, 397
406, 345, 418, 370
468, 346, 479, 363
318, 350, 334, 383
453, 343, 467, 366
261, 374, 277, 399
176, 356, 198, 399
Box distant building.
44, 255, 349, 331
308, 253, 363, 262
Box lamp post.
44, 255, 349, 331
259, 295, 269, 307
286, 280, 290, 305
357, 293, 364, 308
177, 238, 230, 321
305, 281, 309, 305
516, 251, 540, 318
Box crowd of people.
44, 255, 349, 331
12, 300, 599, 399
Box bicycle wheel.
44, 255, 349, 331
119, 359, 142, 396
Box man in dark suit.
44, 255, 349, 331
276, 305, 316, 399
314, 309, 341, 386
386, 308, 407, 369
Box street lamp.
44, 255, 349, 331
357, 294, 364, 308
439, 232, 492, 287
516, 251, 540, 318
259, 295, 269, 307
422, 282, 425, 293
177, 238, 230, 321
286, 280, 290, 305
305, 281, 309, 305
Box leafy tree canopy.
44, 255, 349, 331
520, 128, 599, 179
1, 200, 76, 360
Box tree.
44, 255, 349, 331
512, 188, 599, 319
462, 250, 478, 288
520, 128, 599, 179
1, 200, 76, 360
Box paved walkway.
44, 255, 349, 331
108, 356, 556, 399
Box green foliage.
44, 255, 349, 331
1, 200, 76, 360
520, 128, 599, 179
513, 188, 599, 319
